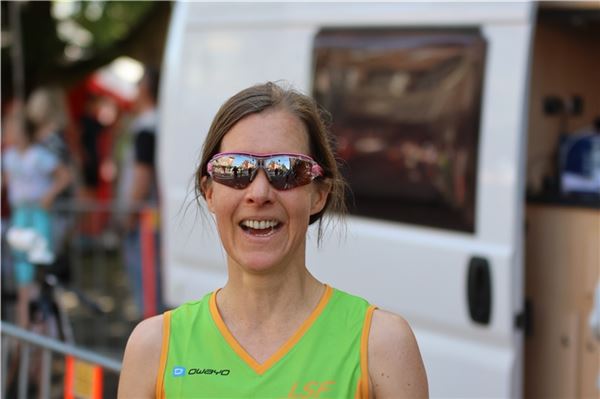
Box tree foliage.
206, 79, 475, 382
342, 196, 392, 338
1, 1, 171, 100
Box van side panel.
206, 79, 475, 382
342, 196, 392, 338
159, 3, 534, 397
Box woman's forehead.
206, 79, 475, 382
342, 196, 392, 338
219, 110, 310, 154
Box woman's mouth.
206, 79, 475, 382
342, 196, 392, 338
240, 219, 282, 237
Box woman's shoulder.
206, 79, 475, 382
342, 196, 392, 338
370, 309, 413, 343
126, 314, 165, 351
118, 314, 165, 398
368, 309, 429, 398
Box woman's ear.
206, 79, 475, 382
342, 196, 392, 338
201, 176, 215, 213
310, 179, 331, 216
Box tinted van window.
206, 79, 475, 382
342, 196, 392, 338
313, 28, 486, 232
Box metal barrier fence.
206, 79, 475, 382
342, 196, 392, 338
1, 321, 122, 399
1, 200, 160, 398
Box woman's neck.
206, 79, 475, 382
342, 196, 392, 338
218, 263, 324, 329
215, 265, 325, 364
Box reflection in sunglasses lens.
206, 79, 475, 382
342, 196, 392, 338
210, 155, 315, 190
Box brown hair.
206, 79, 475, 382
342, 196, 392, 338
195, 81, 346, 243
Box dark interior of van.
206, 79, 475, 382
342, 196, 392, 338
524, 2, 599, 397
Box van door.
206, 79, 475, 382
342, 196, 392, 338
159, 3, 535, 398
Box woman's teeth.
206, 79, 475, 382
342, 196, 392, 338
241, 220, 279, 230
240, 219, 281, 236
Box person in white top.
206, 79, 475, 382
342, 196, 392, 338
2, 100, 70, 329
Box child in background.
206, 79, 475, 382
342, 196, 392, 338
2, 105, 71, 329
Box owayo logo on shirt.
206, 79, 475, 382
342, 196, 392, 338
172, 366, 186, 377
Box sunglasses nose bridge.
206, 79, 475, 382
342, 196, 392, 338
256, 159, 275, 181
244, 164, 275, 202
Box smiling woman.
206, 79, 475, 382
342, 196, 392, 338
117, 82, 428, 399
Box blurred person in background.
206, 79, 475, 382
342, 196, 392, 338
2, 98, 71, 329
78, 94, 104, 200
74, 90, 123, 239
26, 87, 76, 279
118, 66, 162, 318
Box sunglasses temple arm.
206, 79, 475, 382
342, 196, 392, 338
312, 164, 324, 178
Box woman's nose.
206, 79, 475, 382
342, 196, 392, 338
245, 169, 274, 205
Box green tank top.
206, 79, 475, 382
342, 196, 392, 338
156, 285, 376, 399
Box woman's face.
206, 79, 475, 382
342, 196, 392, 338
203, 109, 329, 274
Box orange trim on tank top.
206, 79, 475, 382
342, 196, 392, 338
209, 284, 333, 375
155, 311, 171, 399
357, 306, 376, 399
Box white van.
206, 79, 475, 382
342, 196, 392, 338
157, 2, 600, 398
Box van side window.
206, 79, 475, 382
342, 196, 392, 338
313, 28, 486, 233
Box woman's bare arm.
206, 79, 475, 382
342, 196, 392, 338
118, 315, 164, 399
40, 163, 71, 209
369, 309, 428, 399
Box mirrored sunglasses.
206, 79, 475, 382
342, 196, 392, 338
207, 152, 324, 190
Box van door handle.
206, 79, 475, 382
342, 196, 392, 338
467, 256, 492, 325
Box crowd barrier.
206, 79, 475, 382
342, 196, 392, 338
1, 200, 160, 397
1, 321, 121, 399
